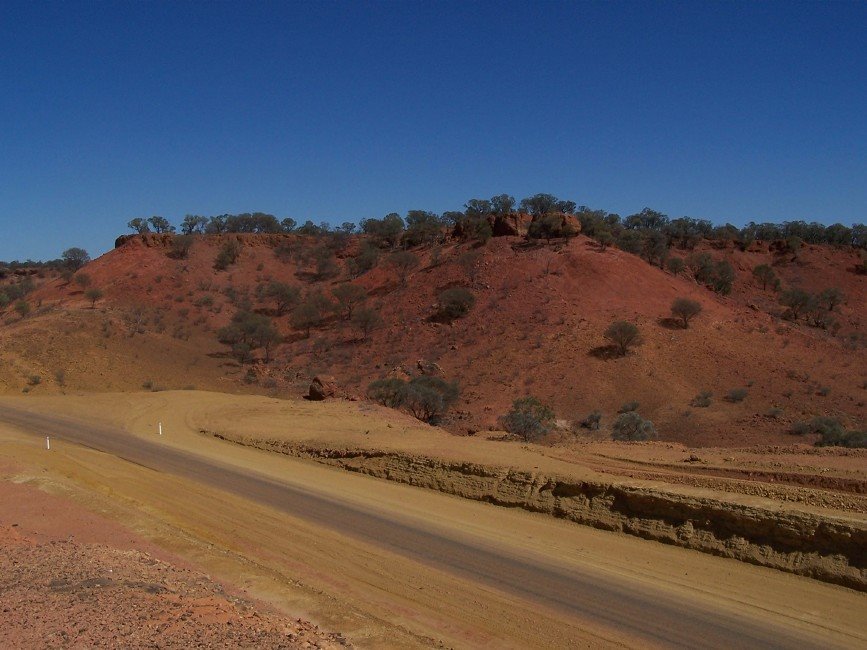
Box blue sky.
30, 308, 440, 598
1, 1, 865, 260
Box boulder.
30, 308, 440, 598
308, 375, 338, 400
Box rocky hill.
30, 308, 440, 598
1, 229, 864, 447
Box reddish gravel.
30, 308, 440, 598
0, 481, 350, 649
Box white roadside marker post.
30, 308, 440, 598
158, 422, 162, 436
46, 436, 50, 450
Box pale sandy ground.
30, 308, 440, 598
13, 390, 865, 520
1, 391, 866, 648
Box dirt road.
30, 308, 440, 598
1, 403, 865, 648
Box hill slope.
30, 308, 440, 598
1, 232, 864, 447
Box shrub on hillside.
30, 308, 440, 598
84, 287, 104, 308
435, 287, 475, 321
604, 321, 640, 357
578, 410, 602, 430
724, 388, 748, 403
214, 239, 242, 270
389, 250, 419, 284
790, 417, 865, 448
670, 297, 702, 328
168, 234, 195, 259
499, 396, 555, 442
350, 307, 382, 340
752, 264, 779, 291
218, 311, 280, 362
779, 288, 813, 321
332, 283, 368, 320
691, 391, 712, 407
612, 412, 656, 441
666, 257, 685, 276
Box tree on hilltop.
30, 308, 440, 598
62, 247, 90, 271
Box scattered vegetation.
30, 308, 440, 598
791, 417, 866, 448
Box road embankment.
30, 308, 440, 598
206, 431, 867, 591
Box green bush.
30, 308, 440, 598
499, 396, 555, 441
691, 391, 712, 407
612, 412, 656, 441
366, 376, 459, 424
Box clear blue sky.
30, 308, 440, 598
1, 1, 865, 261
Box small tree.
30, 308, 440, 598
612, 412, 656, 441
604, 321, 640, 356
818, 287, 844, 312
62, 247, 90, 271
148, 216, 175, 233
400, 376, 460, 424
595, 230, 614, 252
389, 251, 419, 285
84, 287, 104, 308
332, 283, 368, 320
780, 288, 813, 320
436, 287, 475, 321
217, 311, 280, 362
710, 260, 735, 295
127, 218, 150, 234
264, 281, 300, 316
499, 396, 555, 441
670, 297, 702, 328
290, 301, 323, 337
752, 264, 778, 290
350, 307, 382, 340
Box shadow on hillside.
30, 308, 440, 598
657, 317, 685, 330
588, 345, 624, 360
